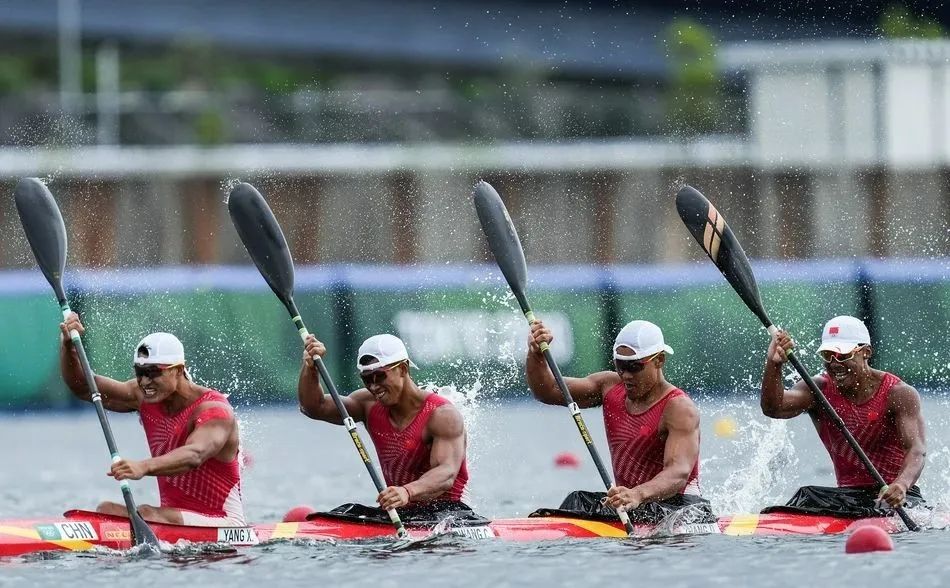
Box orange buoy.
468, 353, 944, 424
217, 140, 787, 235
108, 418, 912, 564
845, 525, 894, 553
554, 452, 581, 469
282, 505, 315, 523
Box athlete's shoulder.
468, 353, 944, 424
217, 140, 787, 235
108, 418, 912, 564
430, 397, 463, 419
429, 401, 464, 433
665, 390, 699, 414
198, 387, 233, 404
424, 388, 466, 429
191, 400, 236, 429
886, 376, 921, 406
591, 370, 623, 398
880, 370, 909, 386
195, 397, 233, 410
667, 386, 695, 402
590, 370, 622, 386
663, 393, 700, 431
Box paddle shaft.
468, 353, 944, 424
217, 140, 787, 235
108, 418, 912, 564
766, 326, 920, 531
524, 310, 636, 535
285, 300, 409, 539
61, 303, 159, 546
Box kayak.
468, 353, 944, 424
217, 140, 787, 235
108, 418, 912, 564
0, 509, 933, 557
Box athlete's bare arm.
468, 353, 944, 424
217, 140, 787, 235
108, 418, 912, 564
525, 320, 616, 408
297, 334, 367, 424
880, 383, 927, 506
109, 403, 237, 480
760, 329, 815, 419
59, 312, 139, 413
406, 405, 467, 502
605, 396, 700, 509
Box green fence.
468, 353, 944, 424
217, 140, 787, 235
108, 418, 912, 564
0, 260, 947, 409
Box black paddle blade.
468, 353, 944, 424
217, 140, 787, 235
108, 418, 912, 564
227, 182, 295, 306
472, 181, 531, 313
675, 185, 772, 328
130, 512, 160, 549
13, 178, 68, 303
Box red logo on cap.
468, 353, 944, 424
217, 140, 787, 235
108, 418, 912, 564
829, 326, 839, 335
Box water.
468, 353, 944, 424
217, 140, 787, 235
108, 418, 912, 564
2, 396, 950, 586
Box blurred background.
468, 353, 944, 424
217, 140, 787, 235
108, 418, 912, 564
2, 0, 950, 407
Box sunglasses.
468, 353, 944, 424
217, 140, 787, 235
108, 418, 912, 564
819, 346, 865, 364
614, 353, 659, 375
134, 363, 182, 380
359, 360, 407, 386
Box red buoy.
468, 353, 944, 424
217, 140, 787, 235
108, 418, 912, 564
845, 525, 894, 553
554, 452, 581, 469
282, 505, 315, 523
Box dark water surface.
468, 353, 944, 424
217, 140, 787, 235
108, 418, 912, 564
2, 396, 950, 587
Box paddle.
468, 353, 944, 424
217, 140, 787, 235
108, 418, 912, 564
13, 178, 160, 548
226, 182, 411, 542
473, 180, 636, 535
675, 184, 920, 532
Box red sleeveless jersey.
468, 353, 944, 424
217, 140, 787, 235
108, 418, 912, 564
139, 390, 244, 518
602, 384, 700, 491
366, 392, 468, 502
816, 372, 905, 487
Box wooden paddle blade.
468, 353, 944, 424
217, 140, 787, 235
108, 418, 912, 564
227, 182, 295, 306
473, 181, 531, 313
13, 178, 68, 303
675, 185, 772, 328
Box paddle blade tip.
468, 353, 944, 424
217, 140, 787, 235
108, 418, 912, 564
13, 177, 54, 210
470, 180, 530, 301
226, 182, 264, 213
224, 182, 296, 304
472, 179, 500, 204
12, 177, 68, 298
14, 176, 47, 191
675, 184, 708, 214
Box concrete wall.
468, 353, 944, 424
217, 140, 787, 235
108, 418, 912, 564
5, 164, 947, 268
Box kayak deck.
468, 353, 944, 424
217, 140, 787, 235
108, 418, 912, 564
0, 509, 926, 557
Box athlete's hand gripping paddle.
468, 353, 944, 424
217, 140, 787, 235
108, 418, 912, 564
226, 182, 412, 542
13, 177, 160, 549
675, 184, 920, 532
473, 180, 637, 536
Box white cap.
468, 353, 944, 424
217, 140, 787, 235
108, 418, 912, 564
133, 332, 185, 366
817, 316, 870, 354
357, 334, 419, 373
613, 320, 674, 360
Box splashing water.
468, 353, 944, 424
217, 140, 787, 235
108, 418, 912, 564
705, 401, 799, 514
220, 177, 245, 203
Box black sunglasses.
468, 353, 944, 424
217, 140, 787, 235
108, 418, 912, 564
614, 353, 659, 375
134, 363, 180, 380
359, 360, 407, 386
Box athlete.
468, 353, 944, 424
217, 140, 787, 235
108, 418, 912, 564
298, 333, 474, 520
527, 319, 708, 520
60, 313, 245, 526
762, 315, 926, 511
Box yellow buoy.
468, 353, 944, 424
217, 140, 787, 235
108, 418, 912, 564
714, 416, 738, 438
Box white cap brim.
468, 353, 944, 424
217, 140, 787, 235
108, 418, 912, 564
612, 343, 673, 361
817, 340, 863, 354
358, 358, 418, 373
